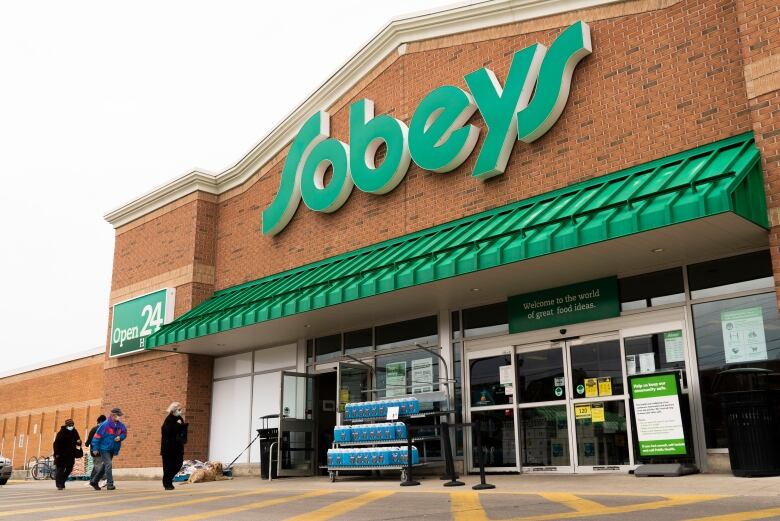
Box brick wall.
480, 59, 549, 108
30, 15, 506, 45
105, 0, 769, 468
733, 0, 780, 304
105, 194, 217, 468
0, 354, 103, 469
213, 0, 752, 290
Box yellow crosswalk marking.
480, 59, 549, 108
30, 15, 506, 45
285, 491, 394, 521
0, 488, 164, 508
44, 489, 274, 521
513, 494, 723, 521
684, 506, 780, 521
452, 491, 490, 521
538, 493, 606, 514
163, 490, 333, 521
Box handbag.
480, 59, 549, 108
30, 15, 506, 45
75, 446, 84, 458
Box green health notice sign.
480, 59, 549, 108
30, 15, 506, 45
629, 372, 687, 456
508, 277, 619, 334
110, 288, 176, 357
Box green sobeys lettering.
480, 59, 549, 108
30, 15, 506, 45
263, 21, 592, 236
518, 21, 592, 142
408, 85, 479, 173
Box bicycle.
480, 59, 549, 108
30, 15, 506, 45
31, 456, 56, 480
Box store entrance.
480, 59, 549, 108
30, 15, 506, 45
467, 319, 695, 474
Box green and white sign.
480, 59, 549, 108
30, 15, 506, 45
721, 307, 767, 364
385, 361, 407, 398
110, 288, 175, 357
629, 372, 687, 456
508, 277, 619, 334
263, 21, 592, 236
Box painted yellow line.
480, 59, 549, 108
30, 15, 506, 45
538, 493, 606, 514
285, 490, 394, 521
684, 506, 780, 521
0, 488, 170, 508
452, 491, 490, 521
514, 494, 724, 521
38, 489, 274, 521
162, 490, 333, 521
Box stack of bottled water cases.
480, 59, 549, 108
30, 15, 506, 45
327, 446, 420, 468
333, 422, 408, 443
343, 397, 420, 420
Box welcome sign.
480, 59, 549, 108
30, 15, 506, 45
263, 21, 592, 236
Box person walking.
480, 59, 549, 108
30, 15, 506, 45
160, 402, 188, 490
89, 408, 127, 491
52, 419, 82, 490
85, 415, 106, 485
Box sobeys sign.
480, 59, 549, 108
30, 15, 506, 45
110, 288, 176, 357
508, 277, 619, 334
263, 21, 592, 235
629, 372, 687, 456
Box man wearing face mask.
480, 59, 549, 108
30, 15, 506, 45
53, 418, 82, 490
89, 408, 127, 491
160, 402, 188, 490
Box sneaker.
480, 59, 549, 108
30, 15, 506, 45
164, 485, 175, 491
106, 485, 116, 490
90, 482, 101, 491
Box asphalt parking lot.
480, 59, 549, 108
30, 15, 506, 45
2, 474, 780, 520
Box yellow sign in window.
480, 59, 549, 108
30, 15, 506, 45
598, 377, 612, 397
584, 378, 598, 398
575, 403, 592, 419
591, 402, 605, 422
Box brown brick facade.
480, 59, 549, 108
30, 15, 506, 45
103, 0, 780, 468
0, 354, 103, 469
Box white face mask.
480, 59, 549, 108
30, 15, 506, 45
66, 426, 74, 431
112, 415, 120, 422
173, 409, 182, 417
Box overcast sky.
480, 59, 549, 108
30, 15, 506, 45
0, 0, 461, 372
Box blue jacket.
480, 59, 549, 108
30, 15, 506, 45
91, 419, 127, 455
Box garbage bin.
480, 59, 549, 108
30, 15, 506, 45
715, 368, 780, 477
258, 414, 279, 479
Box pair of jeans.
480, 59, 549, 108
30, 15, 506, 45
54, 458, 74, 488
90, 451, 114, 486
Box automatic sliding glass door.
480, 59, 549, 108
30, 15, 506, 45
566, 335, 632, 472
516, 343, 572, 473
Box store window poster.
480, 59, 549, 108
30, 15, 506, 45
721, 307, 768, 364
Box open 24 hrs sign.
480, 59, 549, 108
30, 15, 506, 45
110, 288, 176, 357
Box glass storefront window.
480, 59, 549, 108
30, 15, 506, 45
569, 340, 624, 396
471, 409, 516, 468
375, 315, 437, 350
376, 349, 440, 402
344, 328, 373, 355
314, 334, 341, 362
452, 310, 461, 340
688, 251, 773, 299
516, 349, 565, 403
519, 406, 570, 467
469, 354, 512, 407
574, 400, 629, 466
619, 268, 685, 311
624, 331, 687, 387
463, 302, 508, 338
692, 292, 780, 448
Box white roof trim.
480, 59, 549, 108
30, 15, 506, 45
0, 347, 104, 380
105, 0, 621, 228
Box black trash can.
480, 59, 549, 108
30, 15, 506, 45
258, 414, 279, 479
715, 368, 780, 477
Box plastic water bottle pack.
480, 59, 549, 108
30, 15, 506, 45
327, 447, 417, 467
343, 397, 420, 420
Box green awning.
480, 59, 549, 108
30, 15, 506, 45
147, 133, 766, 349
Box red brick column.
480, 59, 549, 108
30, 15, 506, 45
734, 0, 780, 307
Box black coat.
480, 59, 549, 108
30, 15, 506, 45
53, 427, 82, 462
160, 414, 187, 457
